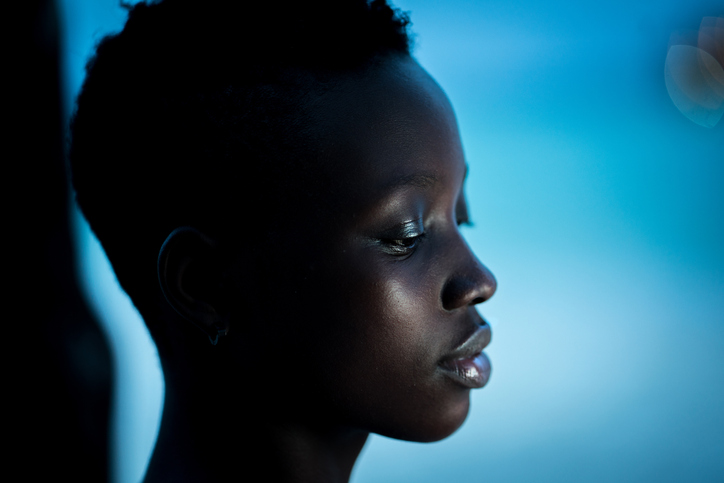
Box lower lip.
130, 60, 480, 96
439, 352, 491, 389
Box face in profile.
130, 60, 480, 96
231, 56, 497, 443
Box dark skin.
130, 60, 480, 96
145, 55, 496, 482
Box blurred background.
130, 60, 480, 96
56, 0, 722, 482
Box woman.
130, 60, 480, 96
69, 0, 497, 481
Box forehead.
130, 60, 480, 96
312, 56, 466, 207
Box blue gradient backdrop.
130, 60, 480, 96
60, 1, 724, 482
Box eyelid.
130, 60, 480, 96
376, 217, 425, 256
379, 217, 424, 239
379, 232, 426, 257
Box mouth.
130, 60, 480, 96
438, 323, 492, 389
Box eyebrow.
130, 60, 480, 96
384, 165, 468, 192
384, 172, 439, 192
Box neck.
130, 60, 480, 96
143, 368, 369, 483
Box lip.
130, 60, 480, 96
438, 323, 492, 389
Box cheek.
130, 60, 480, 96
339, 261, 433, 360
312, 256, 470, 441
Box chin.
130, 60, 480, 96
375, 393, 471, 443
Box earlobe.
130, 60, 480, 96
158, 227, 229, 345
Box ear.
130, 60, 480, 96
158, 227, 229, 345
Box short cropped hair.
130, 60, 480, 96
69, 0, 411, 350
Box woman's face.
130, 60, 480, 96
236, 56, 496, 442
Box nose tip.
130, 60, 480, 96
441, 249, 496, 311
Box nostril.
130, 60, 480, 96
441, 278, 487, 311
441, 261, 496, 311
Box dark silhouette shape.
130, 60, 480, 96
18, 1, 113, 482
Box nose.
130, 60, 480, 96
441, 238, 496, 311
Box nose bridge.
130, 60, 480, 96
440, 229, 496, 311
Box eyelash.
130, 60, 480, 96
382, 232, 427, 256
380, 214, 472, 257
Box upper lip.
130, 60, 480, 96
440, 320, 491, 363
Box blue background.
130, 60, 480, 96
59, 1, 724, 482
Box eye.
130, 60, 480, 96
382, 232, 426, 256
457, 217, 473, 227
377, 218, 425, 257
456, 187, 472, 227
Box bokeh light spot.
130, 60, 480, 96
665, 17, 724, 128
